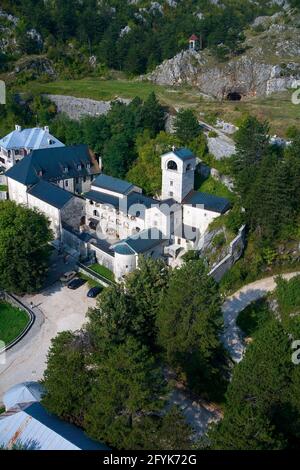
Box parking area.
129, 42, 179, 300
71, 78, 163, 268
0, 281, 96, 403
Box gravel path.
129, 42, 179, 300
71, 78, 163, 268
221, 271, 300, 362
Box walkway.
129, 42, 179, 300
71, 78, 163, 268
221, 271, 300, 362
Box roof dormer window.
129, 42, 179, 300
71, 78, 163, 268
77, 163, 82, 171
63, 165, 68, 173
86, 162, 91, 170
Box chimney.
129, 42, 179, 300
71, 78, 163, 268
44, 126, 49, 132
15, 125, 22, 132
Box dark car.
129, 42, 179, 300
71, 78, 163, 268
87, 286, 102, 298
67, 278, 86, 290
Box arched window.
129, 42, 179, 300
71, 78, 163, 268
186, 163, 192, 172
93, 209, 99, 217
167, 160, 178, 171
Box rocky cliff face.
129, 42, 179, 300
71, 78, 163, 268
146, 10, 300, 99
46, 95, 131, 120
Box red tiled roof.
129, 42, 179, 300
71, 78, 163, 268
189, 34, 199, 41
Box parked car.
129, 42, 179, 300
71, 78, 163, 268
87, 286, 102, 298
60, 271, 76, 283
67, 278, 86, 290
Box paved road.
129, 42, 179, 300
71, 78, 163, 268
0, 282, 96, 403
221, 271, 300, 362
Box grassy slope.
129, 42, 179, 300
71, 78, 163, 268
0, 302, 29, 345
23, 78, 300, 136
89, 263, 115, 282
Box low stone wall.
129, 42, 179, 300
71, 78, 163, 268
209, 225, 246, 282
78, 263, 115, 288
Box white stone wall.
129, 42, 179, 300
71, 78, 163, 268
145, 206, 171, 239
114, 241, 167, 281
161, 153, 195, 203
91, 244, 115, 272
85, 199, 145, 241
182, 204, 219, 237
7, 178, 28, 205
114, 251, 137, 281
27, 193, 61, 238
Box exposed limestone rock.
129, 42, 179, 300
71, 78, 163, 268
12, 56, 56, 78
146, 12, 300, 99
207, 133, 236, 159
45, 95, 131, 120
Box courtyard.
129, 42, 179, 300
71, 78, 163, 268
0, 281, 96, 403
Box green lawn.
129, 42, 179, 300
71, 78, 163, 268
236, 298, 273, 337
0, 301, 30, 345
22, 78, 204, 108
195, 174, 235, 203
22, 78, 300, 136
89, 263, 115, 282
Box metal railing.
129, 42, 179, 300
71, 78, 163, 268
77, 262, 116, 288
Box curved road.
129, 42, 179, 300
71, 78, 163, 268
221, 271, 300, 362
1, 271, 299, 438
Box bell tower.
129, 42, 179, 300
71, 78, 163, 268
161, 147, 196, 203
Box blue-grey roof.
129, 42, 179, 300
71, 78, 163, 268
5, 145, 100, 186
183, 191, 230, 213
85, 190, 158, 218
113, 228, 165, 255
0, 127, 64, 151
85, 190, 120, 209
161, 148, 195, 161
0, 402, 108, 450
92, 174, 135, 195
27, 181, 73, 209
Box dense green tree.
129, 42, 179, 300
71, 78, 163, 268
42, 331, 90, 427
87, 285, 135, 352
208, 320, 294, 449
141, 93, 165, 137
88, 257, 169, 351
233, 115, 270, 182
84, 337, 165, 449
125, 256, 170, 349
123, 407, 193, 450
157, 259, 227, 398
127, 131, 180, 196
0, 201, 52, 294
174, 109, 201, 145
102, 133, 132, 177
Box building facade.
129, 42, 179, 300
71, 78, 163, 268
0, 125, 65, 170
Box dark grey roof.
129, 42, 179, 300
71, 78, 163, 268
162, 148, 195, 161
25, 402, 109, 450
92, 174, 135, 195
85, 190, 158, 219
27, 181, 73, 209
112, 228, 165, 255
183, 191, 230, 214
5, 144, 100, 186
84, 190, 120, 209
